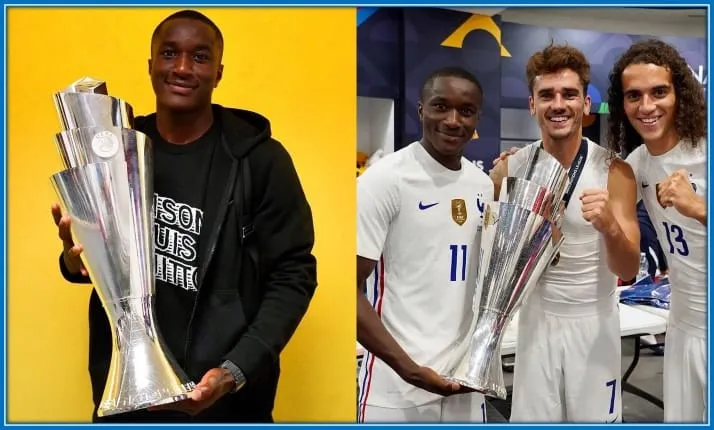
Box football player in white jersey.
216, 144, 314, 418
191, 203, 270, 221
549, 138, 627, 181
490, 44, 641, 422
356, 67, 494, 422
607, 39, 707, 423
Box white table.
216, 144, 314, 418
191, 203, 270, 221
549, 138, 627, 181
631, 304, 670, 320
620, 306, 668, 409
621, 303, 670, 408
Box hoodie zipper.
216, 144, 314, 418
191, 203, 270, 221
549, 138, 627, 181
182, 158, 238, 367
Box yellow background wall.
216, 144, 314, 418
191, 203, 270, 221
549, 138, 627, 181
7, 7, 356, 422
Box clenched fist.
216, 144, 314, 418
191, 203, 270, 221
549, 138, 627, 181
580, 188, 617, 236
656, 169, 705, 220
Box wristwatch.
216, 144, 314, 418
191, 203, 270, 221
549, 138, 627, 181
220, 360, 247, 393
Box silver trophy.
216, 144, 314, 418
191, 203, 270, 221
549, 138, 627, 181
444, 146, 568, 399
49, 77, 196, 417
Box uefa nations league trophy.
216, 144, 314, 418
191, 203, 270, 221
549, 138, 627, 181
443, 145, 569, 400
49, 78, 196, 417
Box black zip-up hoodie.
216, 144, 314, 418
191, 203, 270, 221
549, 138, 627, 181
60, 105, 318, 422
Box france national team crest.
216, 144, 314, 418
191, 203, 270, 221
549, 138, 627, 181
452, 198, 467, 226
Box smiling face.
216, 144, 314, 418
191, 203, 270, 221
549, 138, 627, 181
418, 75, 482, 158
149, 17, 224, 113
621, 63, 677, 149
529, 68, 591, 144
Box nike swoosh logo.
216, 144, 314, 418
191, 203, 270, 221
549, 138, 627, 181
419, 201, 439, 210
642, 183, 649, 188
476, 198, 484, 213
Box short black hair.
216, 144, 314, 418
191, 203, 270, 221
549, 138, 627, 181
420, 66, 483, 101
151, 9, 224, 53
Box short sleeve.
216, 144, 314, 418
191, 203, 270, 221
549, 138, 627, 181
356, 165, 400, 261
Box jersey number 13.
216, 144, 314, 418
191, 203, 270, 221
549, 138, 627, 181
662, 221, 689, 257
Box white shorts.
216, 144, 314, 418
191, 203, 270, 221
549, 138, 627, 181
510, 297, 622, 423
663, 323, 707, 423
359, 392, 487, 423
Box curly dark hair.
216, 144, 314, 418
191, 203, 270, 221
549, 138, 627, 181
526, 43, 590, 95
607, 39, 706, 156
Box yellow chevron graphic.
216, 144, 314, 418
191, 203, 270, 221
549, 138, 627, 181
441, 15, 511, 57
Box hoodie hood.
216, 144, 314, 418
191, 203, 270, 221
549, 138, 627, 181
215, 104, 272, 159
134, 103, 272, 159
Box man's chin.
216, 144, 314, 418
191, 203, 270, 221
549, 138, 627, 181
547, 129, 577, 142
634, 128, 662, 142
435, 141, 466, 156
158, 96, 200, 113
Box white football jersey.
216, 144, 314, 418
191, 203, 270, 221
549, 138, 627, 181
507, 139, 618, 309
357, 141, 494, 408
626, 141, 707, 339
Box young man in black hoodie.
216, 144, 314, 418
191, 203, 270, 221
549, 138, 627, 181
49, 10, 318, 422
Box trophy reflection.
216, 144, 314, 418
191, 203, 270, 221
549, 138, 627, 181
443, 146, 568, 400
49, 77, 195, 417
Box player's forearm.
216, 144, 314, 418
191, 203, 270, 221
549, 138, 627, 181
357, 293, 418, 378
691, 196, 707, 226
602, 222, 640, 281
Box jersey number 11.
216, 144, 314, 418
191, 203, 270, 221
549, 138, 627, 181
449, 244, 468, 282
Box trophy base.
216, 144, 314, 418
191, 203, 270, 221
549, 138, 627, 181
98, 382, 197, 417
443, 376, 507, 400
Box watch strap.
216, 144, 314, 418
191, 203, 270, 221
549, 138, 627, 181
220, 360, 246, 393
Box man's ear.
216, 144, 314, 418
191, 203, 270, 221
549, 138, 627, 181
584, 94, 592, 116
215, 64, 224, 88
529, 95, 535, 116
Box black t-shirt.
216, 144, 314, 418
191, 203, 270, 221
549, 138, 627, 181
144, 117, 220, 362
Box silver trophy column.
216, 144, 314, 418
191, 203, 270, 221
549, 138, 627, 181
444, 146, 568, 400
49, 78, 195, 417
